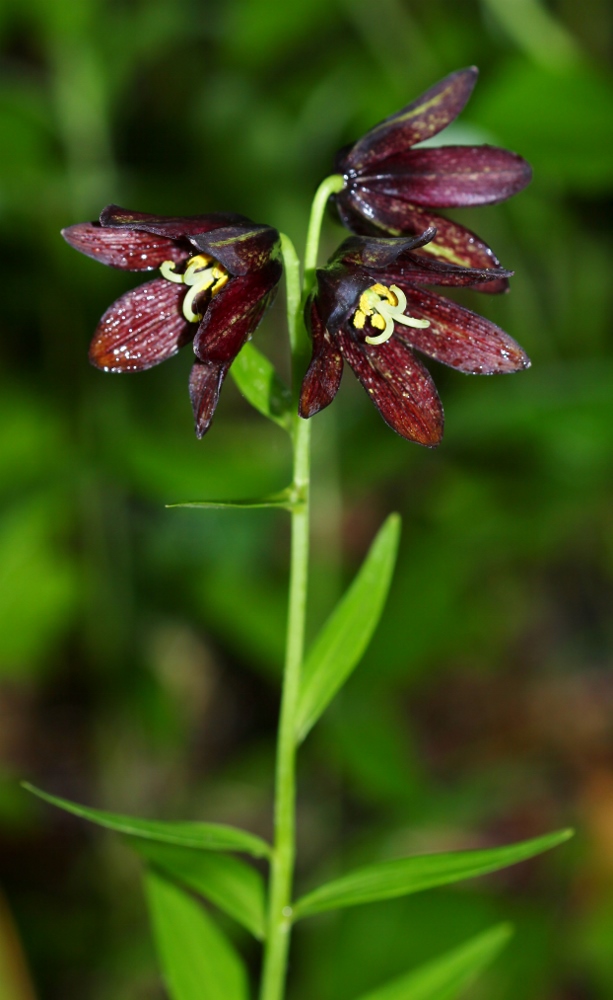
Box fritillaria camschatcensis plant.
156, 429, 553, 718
26, 67, 572, 1000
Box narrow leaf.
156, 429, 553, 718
293, 829, 573, 919
355, 923, 512, 1000
167, 487, 299, 511
296, 514, 401, 741
231, 342, 292, 430
145, 868, 248, 1000
23, 783, 271, 858
133, 841, 266, 939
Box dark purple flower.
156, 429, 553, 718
299, 230, 530, 447
331, 68, 532, 294
62, 206, 282, 437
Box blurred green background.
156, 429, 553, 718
1, 0, 613, 997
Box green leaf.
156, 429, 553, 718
231, 342, 293, 430
296, 514, 401, 741
145, 868, 249, 1000
23, 784, 271, 858
133, 841, 266, 939
293, 829, 573, 919
167, 487, 299, 511
354, 923, 513, 1000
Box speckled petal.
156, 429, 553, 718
382, 253, 513, 288
393, 285, 531, 373
193, 261, 281, 364
334, 195, 509, 294
99, 205, 251, 239
61, 222, 186, 271
190, 225, 281, 275
189, 360, 231, 438
299, 299, 344, 418
336, 328, 444, 446
340, 68, 478, 173
332, 230, 437, 271
89, 278, 192, 372
357, 145, 532, 208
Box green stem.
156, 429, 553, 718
280, 234, 302, 361
259, 199, 334, 1000
302, 174, 345, 296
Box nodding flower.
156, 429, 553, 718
330, 68, 532, 294
62, 205, 282, 437
300, 229, 530, 447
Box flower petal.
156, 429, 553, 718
89, 278, 192, 372
336, 328, 444, 446
334, 194, 510, 294
331, 234, 512, 287
383, 253, 513, 288
189, 360, 230, 438
61, 222, 185, 271
190, 225, 281, 275
339, 68, 478, 173
193, 261, 281, 364
332, 230, 438, 271
99, 205, 251, 239
357, 146, 532, 208
299, 299, 344, 417
393, 285, 530, 374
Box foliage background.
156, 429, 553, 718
1, 0, 612, 997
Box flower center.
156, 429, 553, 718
160, 253, 229, 322
352, 283, 430, 345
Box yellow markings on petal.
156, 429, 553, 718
420, 241, 467, 267
364, 80, 460, 144
159, 253, 228, 322
352, 282, 431, 346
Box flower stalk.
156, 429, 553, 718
302, 174, 345, 296
259, 184, 339, 1000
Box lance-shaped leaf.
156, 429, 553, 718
167, 487, 299, 511
354, 923, 512, 1000
134, 841, 266, 939
296, 514, 401, 742
23, 784, 271, 858
231, 342, 293, 430
145, 868, 249, 1000
292, 829, 573, 919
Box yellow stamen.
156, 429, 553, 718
159, 253, 228, 322
352, 282, 431, 346
371, 283, 397, 305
